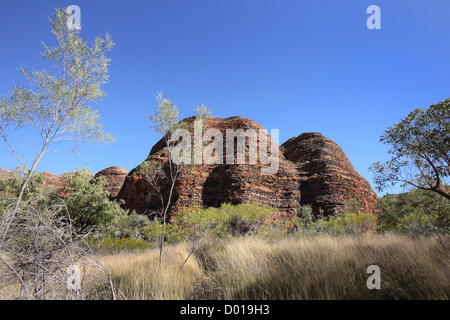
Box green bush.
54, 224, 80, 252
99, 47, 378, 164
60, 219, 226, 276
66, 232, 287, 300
61, 168, 127, 234
144, 202, 277, 244
0, 167, 56, 214
378, 189, 449, 235
294, 204, 314, 228
222, 202, 274, 236
172, 204, 230, 241
291, 200, 378, 236
316, 212, 378, 235
106, 212, 152, 239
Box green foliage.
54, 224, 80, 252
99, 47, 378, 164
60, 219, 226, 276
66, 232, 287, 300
147, 92, 180, 136
294, 204, 314, 228
0, 8, 114, 154
195, 104, 213, 118
370, 98, 450, 201
61, 168, 126, 234
173, 204, 230, 241
173, 202, 274, 241
106, 212, 152, 239
0, 8, 115, 232
0, 168, 56, 214
316, 212, 378, 236
290, 199, 378, 236
141, 220, 183, 244
126, 202, 276, 245
378, 189, 449, 235
217, 202, 274, 236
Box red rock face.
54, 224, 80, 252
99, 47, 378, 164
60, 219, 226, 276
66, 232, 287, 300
117, 116, 301, 216
281, 132, 378, 215
41, 172, 65, 190
94, 166, 129, 199
0, 168, 64, 189
0, 168, 11, 180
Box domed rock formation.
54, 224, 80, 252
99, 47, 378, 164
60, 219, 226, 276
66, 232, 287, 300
94, 166, 129, 199
117, 116, 301, 216
281, 132, 378, 215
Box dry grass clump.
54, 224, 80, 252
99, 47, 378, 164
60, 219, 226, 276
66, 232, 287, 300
98, 242, 204, 299
97, 234, 449, 300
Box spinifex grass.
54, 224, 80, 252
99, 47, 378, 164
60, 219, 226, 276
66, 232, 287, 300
97, 234, 449, 300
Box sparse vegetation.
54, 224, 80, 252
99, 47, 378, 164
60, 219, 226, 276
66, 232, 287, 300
96, 234, 449, 300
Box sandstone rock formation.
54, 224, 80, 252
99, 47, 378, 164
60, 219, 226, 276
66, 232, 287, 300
2, 117, 379, 217
117, 117, 378, 217
0, 168, 11, 180
0, 168, 64, 190
281, 132, 379, 215
117, 116, 301, 216
94, 166, 129, 199
41, 172, 65, 190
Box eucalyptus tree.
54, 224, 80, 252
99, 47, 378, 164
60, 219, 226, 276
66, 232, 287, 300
370, 98, 450, 201
0, 8, 114, 241
143, 93, 213, 266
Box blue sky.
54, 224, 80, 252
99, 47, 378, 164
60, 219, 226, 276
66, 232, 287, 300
0, 0, 449, 196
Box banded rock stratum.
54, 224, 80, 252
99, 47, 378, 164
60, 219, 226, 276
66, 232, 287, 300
116, 116, 378, 217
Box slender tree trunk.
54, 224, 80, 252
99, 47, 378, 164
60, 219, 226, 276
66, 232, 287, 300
159, 177, 177, 267
1, 148, 46, 245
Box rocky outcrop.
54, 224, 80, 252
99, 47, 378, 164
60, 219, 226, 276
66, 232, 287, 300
0, 168, 64, 190
94, 166, 129, 199
2, 118, 379, 218
0, 168, 11, 180
117, 116, 301, 216
281, 132, 378, 215
41, 172, 65, 190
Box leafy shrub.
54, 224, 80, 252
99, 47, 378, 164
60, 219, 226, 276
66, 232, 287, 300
61, 168, 127, 234
171, 204, 230, 241
378, 189, 449, 235
106, 212, 152, 239
294, 204, 313, 228
0, 167, 55, 214
291, 200, 378, 236
141, 219, 185, 244
316, 212, 378, 235
143, 202, 276, 245
214, 202, 274, 236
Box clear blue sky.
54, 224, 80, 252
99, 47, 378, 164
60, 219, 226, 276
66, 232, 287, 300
1, 0, 449, 196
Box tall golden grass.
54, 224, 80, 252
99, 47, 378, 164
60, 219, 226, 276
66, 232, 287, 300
98, 234, 449, 300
